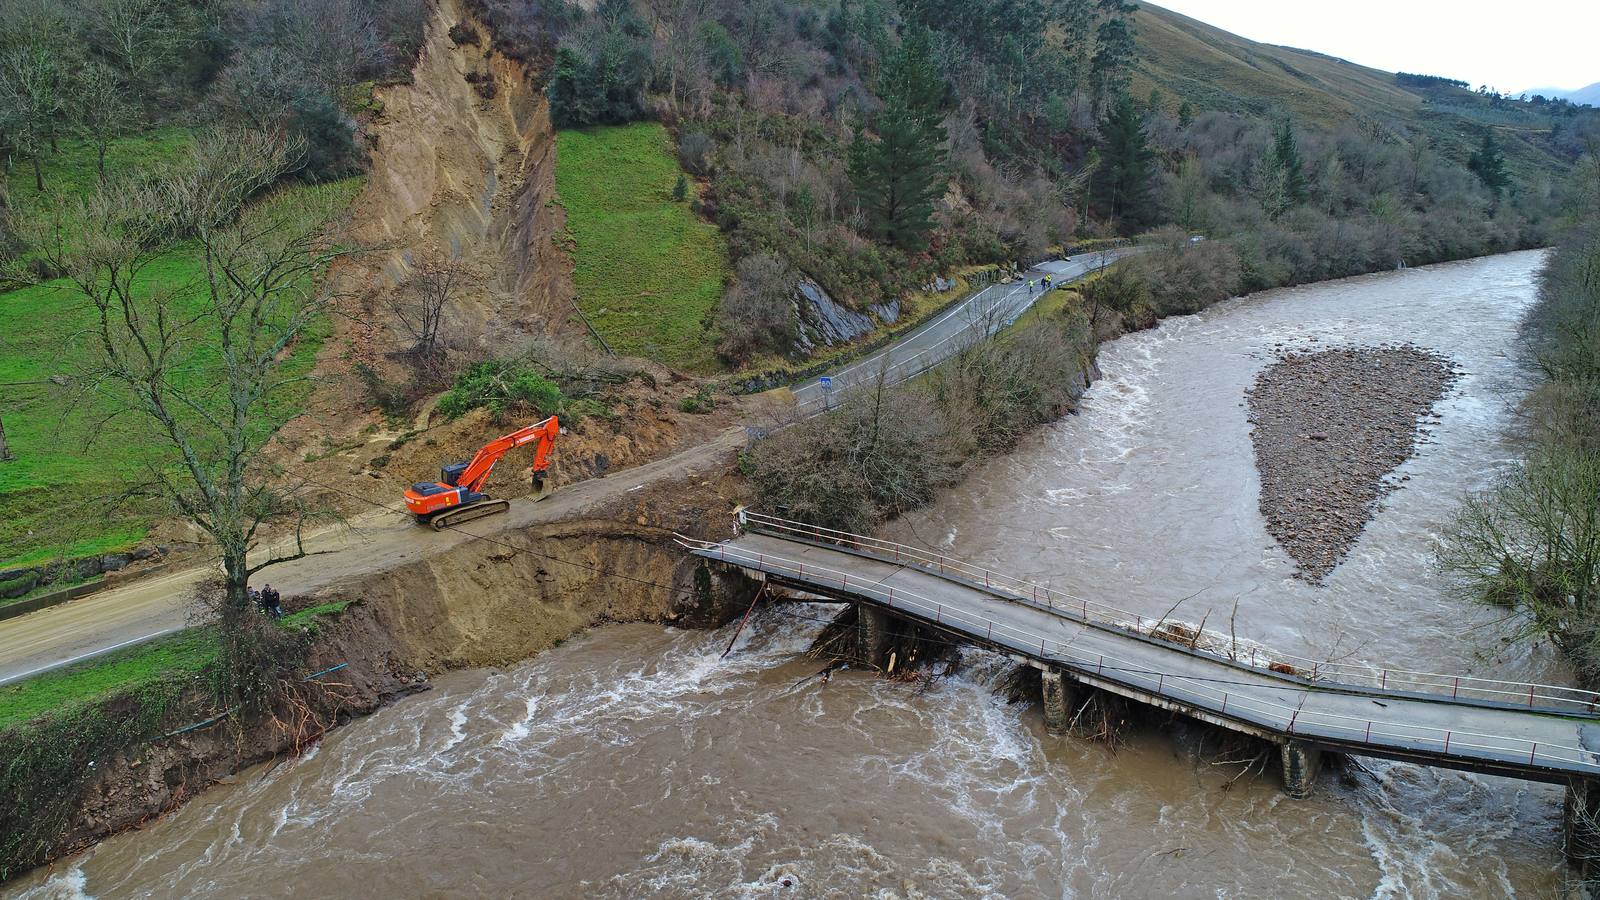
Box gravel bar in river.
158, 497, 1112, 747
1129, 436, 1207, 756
1247, 344, 1458, 582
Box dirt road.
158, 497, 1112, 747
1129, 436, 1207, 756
0, 428, 745, 685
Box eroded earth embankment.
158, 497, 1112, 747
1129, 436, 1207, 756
1247, 345, 1457, 581
39, 478, 758, 874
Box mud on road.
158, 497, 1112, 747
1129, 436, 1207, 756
1247, 345, 1458, 582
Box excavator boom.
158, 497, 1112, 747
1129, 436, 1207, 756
402, 416, 559, 529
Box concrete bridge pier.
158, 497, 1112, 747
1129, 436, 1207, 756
1564, 777, 1600, 876
1041, 669, 1068, 734
1279, 741, 1322, 800
859, 604, 891, 670
1040, 669, 1077, 734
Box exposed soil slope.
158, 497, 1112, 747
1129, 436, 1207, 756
343, 0, 574, 354
1247, 345, 1457, 582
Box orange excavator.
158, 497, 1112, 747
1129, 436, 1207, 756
403, 416, 560, 530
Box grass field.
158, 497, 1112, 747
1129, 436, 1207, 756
0, 132, 361, 571
0, 597, 358, 731
555, 122, 730, 372
0, 629, 215, 731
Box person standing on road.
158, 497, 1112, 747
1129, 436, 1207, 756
1027, 279, 1035, 293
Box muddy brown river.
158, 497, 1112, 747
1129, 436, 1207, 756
11, 251, 1570, 898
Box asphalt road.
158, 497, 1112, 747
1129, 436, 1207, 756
792, 247, 1138, 416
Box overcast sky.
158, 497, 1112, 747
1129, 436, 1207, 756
1148, 1, 1599, 93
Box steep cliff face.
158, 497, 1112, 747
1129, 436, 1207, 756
341, 0, 574, 357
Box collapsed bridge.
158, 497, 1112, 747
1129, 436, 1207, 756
682, 511, 1600, 865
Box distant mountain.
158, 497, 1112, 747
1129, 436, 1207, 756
1133, 2, 1590, 174
1520, 82, 1600, 106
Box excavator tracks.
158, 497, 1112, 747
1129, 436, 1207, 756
426, 499, 511, 530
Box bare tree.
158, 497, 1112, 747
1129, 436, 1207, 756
32, 127, 352, 698
78, 0, 191, 93
0, 45, 68, 191
70, 61, 140, 184
389, 250, 461, 357
1439, 447, 1600, 682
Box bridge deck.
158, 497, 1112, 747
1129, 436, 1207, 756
691, 531, 1600, 783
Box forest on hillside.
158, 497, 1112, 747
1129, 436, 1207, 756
2, 0, 1598, 369
469, 0, 1600, 364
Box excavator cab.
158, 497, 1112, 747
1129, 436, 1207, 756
403, 416, 558, 530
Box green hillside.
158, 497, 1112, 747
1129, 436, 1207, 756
1133, 2, 1573, 176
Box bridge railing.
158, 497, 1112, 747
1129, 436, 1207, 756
732, 511, 1600, 715
678, 534, 1600, 775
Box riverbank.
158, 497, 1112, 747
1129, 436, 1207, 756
0, 477, 760, 880
1247, 345, 1458, 581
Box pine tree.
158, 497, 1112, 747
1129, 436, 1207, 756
1095, 93, 1155, 232
849, 29, 948, 251
849, 102, 944, 249
1271, 118, 1308, 204
1468, 129, 1510, 199
1089, 0, 1137, 108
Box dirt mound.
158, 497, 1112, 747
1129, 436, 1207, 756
1247, 345, 1457, 582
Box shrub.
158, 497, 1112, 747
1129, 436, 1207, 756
436, 360, 565, 422
449, 21, 481, 45
716, 253, 799, 364
1079, 264, 1150, 329
1127, 228, 1242, 316
930, 308, 1097, 452
746, 382, 955, 532
679, 132, 715, 175
679, 386, 715, 413
291, 93, 364, 181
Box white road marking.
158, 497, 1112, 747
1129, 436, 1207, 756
0, 626, 185, 686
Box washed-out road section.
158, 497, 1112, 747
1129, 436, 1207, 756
0, 428, 745, 686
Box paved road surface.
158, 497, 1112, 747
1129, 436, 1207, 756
792, 248, 1137, 416
0, 428, 745, 685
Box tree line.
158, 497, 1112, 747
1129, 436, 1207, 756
0, 0, 425, 198
1439, 153, 1600, 685
459, 0, 1594, 367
